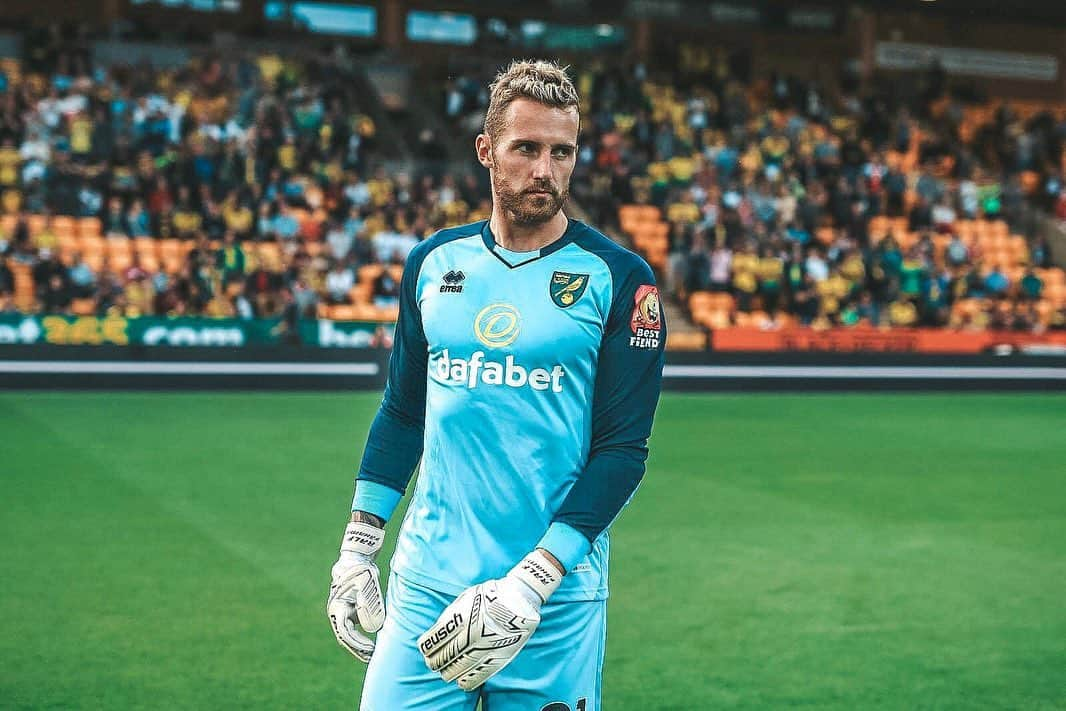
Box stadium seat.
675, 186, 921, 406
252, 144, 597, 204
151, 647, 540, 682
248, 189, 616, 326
358, 264, 384, 284
133, 238, 160, 272
328, 304, 358, 321
78, 217, 102, 238
108, 237, 133, 272
688, 291, 713, 313
158, 239, 184, 273
11, 263, 35, 311
28, 214, 46, 236
666, 330, 706, 350
258, 242, 282, 270
53, 216, 75, 237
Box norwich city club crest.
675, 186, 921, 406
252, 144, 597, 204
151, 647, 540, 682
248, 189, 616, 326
549, 271, 589, 309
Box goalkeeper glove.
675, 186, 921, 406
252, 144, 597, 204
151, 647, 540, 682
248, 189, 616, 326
417, 549, 562, 690
327, 519, 386, 662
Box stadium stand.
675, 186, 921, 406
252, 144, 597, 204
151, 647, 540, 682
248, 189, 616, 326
0, 34, 1064, 342
0, 48, 490, 322
570, 64, 1066, 334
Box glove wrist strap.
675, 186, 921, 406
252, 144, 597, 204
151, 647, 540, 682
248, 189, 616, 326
509, 550, 562, 603
340, 521, 384, 557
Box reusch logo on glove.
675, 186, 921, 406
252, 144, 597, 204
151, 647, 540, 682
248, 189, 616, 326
420, 612, 463, 653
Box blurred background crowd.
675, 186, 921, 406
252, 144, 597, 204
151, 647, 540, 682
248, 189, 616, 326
0, 4, 1064, 341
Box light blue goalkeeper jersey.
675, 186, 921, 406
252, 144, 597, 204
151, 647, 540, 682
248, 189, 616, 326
353, 219, 665, 602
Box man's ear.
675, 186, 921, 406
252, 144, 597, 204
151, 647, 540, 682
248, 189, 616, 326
475, 134, 494, 169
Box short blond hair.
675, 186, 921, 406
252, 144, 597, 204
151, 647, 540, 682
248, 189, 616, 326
483, 59, 580, 141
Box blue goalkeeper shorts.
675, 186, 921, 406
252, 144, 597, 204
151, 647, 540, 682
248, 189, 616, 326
359, 571, 607, 711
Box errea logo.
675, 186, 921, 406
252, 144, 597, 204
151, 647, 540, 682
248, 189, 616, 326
440, 270, 465, 293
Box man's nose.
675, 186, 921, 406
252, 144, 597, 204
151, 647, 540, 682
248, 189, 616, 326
531, 152, 552, 181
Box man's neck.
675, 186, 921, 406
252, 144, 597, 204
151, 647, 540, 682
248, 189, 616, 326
490, 210, 569, 253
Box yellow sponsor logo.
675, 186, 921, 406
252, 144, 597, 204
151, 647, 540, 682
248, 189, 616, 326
473, 303, 521, 349
41, 316, 129, 345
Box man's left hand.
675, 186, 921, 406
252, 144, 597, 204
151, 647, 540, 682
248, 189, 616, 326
417, 550, 563, 690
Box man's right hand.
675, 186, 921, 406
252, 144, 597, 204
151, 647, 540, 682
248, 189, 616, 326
327, 518, 386, 662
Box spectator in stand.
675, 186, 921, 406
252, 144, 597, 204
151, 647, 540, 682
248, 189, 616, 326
325, 261, 355, 305
984, 265, 1010, 298
371, 266, 400, 309
222, 193, 254, 240
325, 219, 353, 262
67, 252, 96, 298
126, 199, 152, 238
804, 245, 830, 283
103, 197, 128, 237
1030, 237, 1052, 269
1020, 269, 1043, 301
888, 295, 919, 327
731, 242, 759, 312
898, 247, 926, 302
273, 203, 300, 242
793, 273, 819, 325
203, 201, 227, 242
908, 195, 933, 232
757, 245, 784, 316
817, 267, 851, 325
0, 257, 14, 298
216, 232, 245, 285
123, 272, 153, 317
931, 196, 956, 234
171, 187, 202, 238
681, 230, 711, 294
945, 233, 969, 268
709, 242, 732, 293
232, 280, 255, 320
372, 217, 418, 264
41, 273, 72, 314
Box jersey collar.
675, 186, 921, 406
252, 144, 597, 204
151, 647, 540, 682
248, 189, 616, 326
480, 218, 583, 269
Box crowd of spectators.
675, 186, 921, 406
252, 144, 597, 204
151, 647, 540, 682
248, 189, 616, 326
1, 34, 1064, 334
0, 38, 490, 320
569, 55, 1066, 331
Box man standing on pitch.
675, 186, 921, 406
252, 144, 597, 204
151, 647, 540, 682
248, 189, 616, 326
328, 59, 665, 710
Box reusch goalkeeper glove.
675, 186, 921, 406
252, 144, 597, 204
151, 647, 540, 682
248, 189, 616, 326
327, 520, 386, 661
417, 550, 562, 690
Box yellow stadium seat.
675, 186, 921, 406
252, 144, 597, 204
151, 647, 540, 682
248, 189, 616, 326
329, 304, 358, 321
28, 214, 46, 235
78, 217, 102, 238
689, 291, 713, 313
53, 216, 75, 237
71, 298, 96, 316
358, 264, 384, 284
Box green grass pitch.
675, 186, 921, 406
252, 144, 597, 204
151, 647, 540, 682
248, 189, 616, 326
2, 392, 1064, 710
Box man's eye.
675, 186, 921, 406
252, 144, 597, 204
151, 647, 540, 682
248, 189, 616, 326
552, 148, 573, 159
517, 144, 535, 154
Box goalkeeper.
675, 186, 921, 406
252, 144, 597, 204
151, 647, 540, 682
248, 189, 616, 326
328, 59, 665, 711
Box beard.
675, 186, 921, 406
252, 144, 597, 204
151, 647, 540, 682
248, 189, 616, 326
493, 173, 569, 227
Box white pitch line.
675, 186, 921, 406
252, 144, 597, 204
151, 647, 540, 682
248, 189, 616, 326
662, 365, 1066, 379
0, 361, 380, 375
